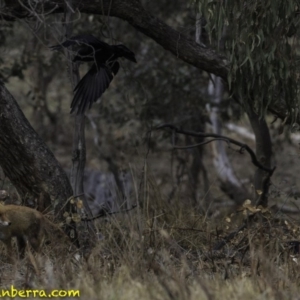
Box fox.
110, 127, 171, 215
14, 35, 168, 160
0, 204, 68, 260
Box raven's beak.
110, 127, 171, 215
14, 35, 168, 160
127, 54, 137, 63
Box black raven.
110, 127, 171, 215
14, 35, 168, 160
50, 34, 137, 115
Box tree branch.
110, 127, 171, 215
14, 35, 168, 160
156, 123, 276, 175
2, 0, 229, 79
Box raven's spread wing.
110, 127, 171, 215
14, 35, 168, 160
49, 34, 135, 114
70, 61, 120, 115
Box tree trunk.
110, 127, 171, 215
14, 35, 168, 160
0, 81, 78, 243
207, 76, 249, 204
247, 108, 272, 207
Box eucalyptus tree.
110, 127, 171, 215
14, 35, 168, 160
193, 0, 300, 205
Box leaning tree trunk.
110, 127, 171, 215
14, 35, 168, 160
0, 81, 78, 245
247, 107, 273, 207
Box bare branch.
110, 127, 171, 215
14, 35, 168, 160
173, 138, 230, 150
156, 123, 276, 175
83, 204, 137, 221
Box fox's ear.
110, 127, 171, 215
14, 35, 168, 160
0, 213, 8, 221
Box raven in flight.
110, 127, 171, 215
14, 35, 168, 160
50, 35, 137, 114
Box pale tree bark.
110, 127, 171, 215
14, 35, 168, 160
207, 75, 249, 204
225, 123, 255, 141
196, 12, 248, 205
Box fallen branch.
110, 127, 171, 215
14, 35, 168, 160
83, 204, 137, 221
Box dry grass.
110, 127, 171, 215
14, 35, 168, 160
0, 180, 300, 300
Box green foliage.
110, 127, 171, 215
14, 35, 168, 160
194, 0, 300, 121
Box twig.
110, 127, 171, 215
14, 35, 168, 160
173, 138, 229, 149
83, 204, 137, 221
213, 223, 247, 251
